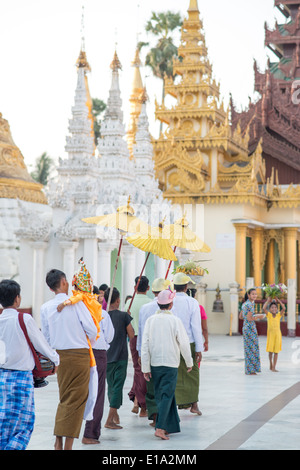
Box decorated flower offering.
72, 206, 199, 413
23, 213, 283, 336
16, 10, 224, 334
173, 260, 208, 283
262, 283, 287, 299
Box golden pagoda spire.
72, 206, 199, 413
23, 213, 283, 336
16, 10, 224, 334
110, 50, 122, 72
0, 113, 47, 204
153, 0, 261, 205
127, 46, 144, 160
188, 0, 199, 12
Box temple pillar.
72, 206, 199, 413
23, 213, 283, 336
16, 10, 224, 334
83, 238, 98, 282
59, 240, 78, 292
18, 239, 34, 309
31, 241, 47, 326
265, 238, 276, 285
122, 243, 137, 304
287, 278, 297, 337
284, 227, 298, 283
229, 281, 240, 335
195, 281, 207, 311
234, 223, 248, 297
97, 241, 114, 287
252, 227, 264, 293
155, 256, 168, 279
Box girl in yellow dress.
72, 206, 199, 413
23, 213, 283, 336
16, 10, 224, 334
263, 296, 286, 372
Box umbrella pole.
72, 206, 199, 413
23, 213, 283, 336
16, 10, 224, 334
127, 252, 150, 314
165, 246, 177, 279
107, 235, 124, 311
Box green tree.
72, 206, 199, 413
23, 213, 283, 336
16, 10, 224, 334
139, 11, 183, 133
92, 98, 106, 145
30, 152, 54, 186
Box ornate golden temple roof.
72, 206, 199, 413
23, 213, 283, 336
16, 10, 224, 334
0, 113, 47, 204
153, 0, 300, 208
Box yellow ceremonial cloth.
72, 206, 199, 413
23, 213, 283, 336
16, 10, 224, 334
69, 290, 102, 366
266, 311, 283, 354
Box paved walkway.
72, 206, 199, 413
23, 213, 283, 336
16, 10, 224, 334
27, 334, 300, 451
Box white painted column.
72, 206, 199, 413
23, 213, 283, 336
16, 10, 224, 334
229, 282, 240, 335
31, 241, 47, 326
18, 239, 34, 309
195, 281, 207, 311
59, 240, 78, 292
122, 243, 137, 304
135, 249, 145, 276
155, 256, 168, 279
83, 238, 98, 282
287, 278, 297, 337
97, 241, 114, 287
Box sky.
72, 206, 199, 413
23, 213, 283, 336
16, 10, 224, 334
0, 0, 282, 171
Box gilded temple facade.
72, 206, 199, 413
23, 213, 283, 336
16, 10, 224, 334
153, 0, 300, 335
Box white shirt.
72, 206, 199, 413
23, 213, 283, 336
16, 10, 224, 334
0, 308, 60, 371
40, 293, 98, 350
137, 299, 158, 356
171, 292, 204, 352
141, 309, 193, 374
93, 309, 115, 351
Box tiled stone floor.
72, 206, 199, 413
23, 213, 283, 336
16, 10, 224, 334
27, 334, 300, 451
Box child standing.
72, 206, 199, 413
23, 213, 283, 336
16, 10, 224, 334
263, 296, 285, 372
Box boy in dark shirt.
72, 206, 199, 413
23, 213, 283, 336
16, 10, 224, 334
104, 287, 134, 429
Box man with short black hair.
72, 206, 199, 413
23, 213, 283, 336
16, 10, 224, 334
0, 279, 59, 450
104, 288, 134, 429
125, 276, 152, 416
41, 269, 98, 450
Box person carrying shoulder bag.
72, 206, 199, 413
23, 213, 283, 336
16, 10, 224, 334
0, 279, 59, 450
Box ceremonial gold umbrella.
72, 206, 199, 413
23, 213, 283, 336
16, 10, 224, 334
82, 197, 150, 310
126, 220, 177, 313
163, 215, 211, 279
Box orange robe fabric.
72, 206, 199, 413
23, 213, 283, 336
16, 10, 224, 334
68, 291, 102, 367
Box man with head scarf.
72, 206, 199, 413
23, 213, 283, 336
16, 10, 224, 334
172, 272, 204, 415
141, 288, 193, 441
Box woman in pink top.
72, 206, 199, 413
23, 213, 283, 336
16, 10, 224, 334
200, 305, 208, 352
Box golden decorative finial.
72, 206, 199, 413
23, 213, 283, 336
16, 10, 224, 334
140, 87, 149, 104
131, 47, 142, 67
76, 5, 91, 71
110, 50, 122, 71
188, 0, 199, 11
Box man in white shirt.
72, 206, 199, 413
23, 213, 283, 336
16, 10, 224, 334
0, 279, 59, 450
141, 288, 193, 441
172, 272, 204, 416
137, 278, 171, 426
41, 269, 98, 451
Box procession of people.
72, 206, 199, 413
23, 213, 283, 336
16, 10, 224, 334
0, 256, 286, 450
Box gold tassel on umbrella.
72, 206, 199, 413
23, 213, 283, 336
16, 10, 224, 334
82, 197, 150, 310
126, 219, 177, 314
163, 215, 211, 279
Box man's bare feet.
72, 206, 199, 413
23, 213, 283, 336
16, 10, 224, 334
155, 428, 169, 440
139, 407, 148, 417
131, 405, 139, 414
190, 403, 202, 415
82, 437, 100, 445
114, 412, 120, 424
104, 422, 123, 429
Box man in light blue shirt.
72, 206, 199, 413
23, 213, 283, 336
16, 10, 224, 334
172, 272, 203, 416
